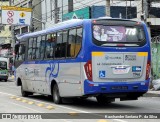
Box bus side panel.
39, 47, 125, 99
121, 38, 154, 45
80, 62, 88, 96
79, 20, 93, 96
58, 62, 82, 97
16, 64, 28, 90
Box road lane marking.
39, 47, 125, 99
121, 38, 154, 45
0, 91, 90, 113
16, 98, 22, 101
97, 120, 109, 122
37, 103, 45, 107
10, 96, 16, 99
28, 101, 35, 105
8, 102, 42, 113
46, 105, 55, 110
0, 91, 127, 122
22, 99, 28, 103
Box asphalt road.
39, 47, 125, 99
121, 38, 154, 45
0, 80, 160, 122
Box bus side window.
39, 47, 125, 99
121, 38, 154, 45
67, 29, 76, 58
75, 28, 82, 56
18, 44, 26, 61
55, 32, 63, 58
36, 36, 41, 59
40, 36, 46, 59
51, 33, 57, 59
45, 34, 53, 59
28, 38, 33, 60
15, 41, 20, 60
32, 37, 37, 60
62, 30, 68, 58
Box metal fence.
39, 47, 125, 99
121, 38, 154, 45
151, 36, 160, 80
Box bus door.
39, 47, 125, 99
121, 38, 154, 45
25, 38, 35, 91
15, 40, 29, 89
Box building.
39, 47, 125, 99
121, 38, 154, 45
40, 0, 160, 37
10, 0, 42, 35
0, 0, 12, 57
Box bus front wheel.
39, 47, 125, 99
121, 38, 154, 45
21, 85, 33, 97
52, 84, 62, 104
96, 96, 115, 104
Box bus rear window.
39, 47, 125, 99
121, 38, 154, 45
93, 25, 145, 46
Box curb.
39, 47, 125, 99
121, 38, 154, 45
143, 91, 160, 97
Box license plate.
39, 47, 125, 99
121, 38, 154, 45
113, 68, 128, 74
111, 86, 128, 90
111, 66, 130, 74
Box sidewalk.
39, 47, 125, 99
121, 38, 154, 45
143, 90, 160, 97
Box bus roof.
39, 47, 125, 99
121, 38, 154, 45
17, 19, 84, 40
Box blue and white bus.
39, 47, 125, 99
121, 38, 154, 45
15, 18, 151, 104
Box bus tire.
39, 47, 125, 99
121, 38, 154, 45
4, 79, 7, 82
96, 96, 114, 104
21, 85, 33, 97
52, 84, 62, 104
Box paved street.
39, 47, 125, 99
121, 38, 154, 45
0, 79, 159, 122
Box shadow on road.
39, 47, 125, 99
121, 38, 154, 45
28, 94, 139, 110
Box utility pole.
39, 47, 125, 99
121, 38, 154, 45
68, 0, 73, 13
54, 0, 58, 23
142, 0, 151, 21
126, 0, 127, 19
9, 1, 16, 63
62, 0, 63, 22
105, 0, 110, 17
143, 0, 151, 33
143, 0, 148, 21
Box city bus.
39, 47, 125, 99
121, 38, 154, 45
0, 57, 9, 82
15, 18, 151, 104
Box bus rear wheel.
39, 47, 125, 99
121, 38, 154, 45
21, 85, 33, 97
52, 84, 62, 104
96, 95, 115, 104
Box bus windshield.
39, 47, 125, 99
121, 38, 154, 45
93, 24, 145, 46
0, 61, 7, 70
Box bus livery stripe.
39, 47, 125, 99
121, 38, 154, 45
92, 52, 104, 57
137, 52, 148, 57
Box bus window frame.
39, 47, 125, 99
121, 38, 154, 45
55, 31, 63, 59
27, 38, 34, 61
32, 37, 37, 60
35, 36, 42, 60
40, 35, 47, 60
67, 26, 83, 59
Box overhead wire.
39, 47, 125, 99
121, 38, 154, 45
41, 0, 123, 22
29, 0, 142, 29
